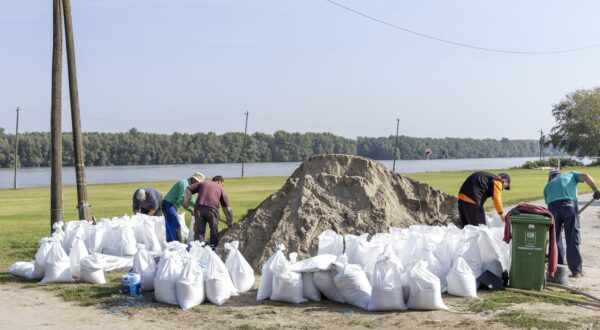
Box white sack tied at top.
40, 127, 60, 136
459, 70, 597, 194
257, 244, 286, 301
269, 252, 306, 304
133, 244, 157, 291
406, 260, 447, 311
204, 246, 237, 306
333, 254, 372, 310
446, 257, 477, 298
40, 240, 74, 284
317, 230, 343, 256
367, 247, 407, 311
224, 241, 255, 293
176, 258, 205, 310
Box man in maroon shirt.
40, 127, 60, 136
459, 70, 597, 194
183, 175, 233, 248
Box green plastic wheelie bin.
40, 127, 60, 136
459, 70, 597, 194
509, 213, 552, 291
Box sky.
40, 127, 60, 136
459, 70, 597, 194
1, 0, 600, 140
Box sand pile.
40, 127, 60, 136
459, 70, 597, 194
219, 154, 459, 271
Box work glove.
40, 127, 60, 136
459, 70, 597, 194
594, 190, 600, 200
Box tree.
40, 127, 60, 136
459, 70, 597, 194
549, 87, 600, 157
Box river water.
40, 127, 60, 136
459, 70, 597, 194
0, 157, 545, 189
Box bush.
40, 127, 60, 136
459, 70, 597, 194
517, 158, 584, 169
588, 159, 600, 167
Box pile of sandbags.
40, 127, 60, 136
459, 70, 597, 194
257, 222, 509, 311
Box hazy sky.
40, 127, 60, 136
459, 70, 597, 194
1, 0, 600, 139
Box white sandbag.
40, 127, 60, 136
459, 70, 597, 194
270, 253, 305, 304
189, 241, 207, 266
446, 257, 477, 298
478, 229, 504, 278
102, 254, 134, 272
302, 272, 321, 302
51, 221, 66, 242
32, 237, 54, 280
178, 213, 189, 243
154, 253, 185, 305
137, 219, 162, 253
204, 246, 237, 305
317, 230, 343, 256
406, 261, 447, 310
80, 254, 108, 284
287, 254, 337, 273
333, 255, 372, 310
133, 244, 157, 291
69, 238, 89, 278
419, 244, 448, 293
368, 248, 407, 311
8, 261, 34, 279
187, 216, 196, 243
313, 270, 345, 303
86, 223, 106, 254
257, 244, 286, 301
40, 241, 74, 284
224, 241, 255, 293
176, 259, 205, 310
121, 227, 138, 256
62, 220, 87, 254
344, 234, 368, 265
460, 234, 483, 278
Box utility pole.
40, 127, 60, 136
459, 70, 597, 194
538, 129, 544, 162
62, 0, 90, 220
13, 107, 20, 190
392, 118, 399, 173
241, 111, 249, 179
50, 0, 64, 232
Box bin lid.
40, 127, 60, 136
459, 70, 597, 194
509, 212, 552, 225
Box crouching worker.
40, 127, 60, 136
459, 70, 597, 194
457, 172, 511, 227
183, 175, 233, 248
162, 172, 205, 243
133, 187, 163, 216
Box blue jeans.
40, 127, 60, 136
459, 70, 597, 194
162, 200, 181, 243
548, 200, 582, 274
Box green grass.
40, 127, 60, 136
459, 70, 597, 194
467, 289, 584, 313
493, 310, 576, 329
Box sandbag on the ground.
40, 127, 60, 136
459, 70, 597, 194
176, 258, 205, 310
406, 261, 447, 310
32, 237, 55, 280
354, 236, 384, 270
69, 238, 89, 279
204, 246, 237, 306
79, 254, 108, 284
368, 248, 407, 311
8, 261, 34, 279
317, 230, 343, 256
257, 244, 286, 301
133, 244, 157, 291
446, 257, 477, 298
86, 222, 106, 254
154, 252, 186, 305
224, 241, 255, 293
189, 241, 207, 265
135, 217, 162, 253
313, 270, 345, 303
418, 244, 448, 293
102, 225, 137, 257
40, 241, 74, 284
62, 220, 88, 254
302, 272, 321, 302
287, 254, 337, 273
270, 253, 305, 304
333, 255, 371, 310
344, 234, 368, 265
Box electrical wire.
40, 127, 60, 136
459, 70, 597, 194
325, 0, 600, 55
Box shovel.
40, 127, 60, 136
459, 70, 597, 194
579, 198, 596, 214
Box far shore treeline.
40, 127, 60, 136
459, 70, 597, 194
0, 128, 559, 168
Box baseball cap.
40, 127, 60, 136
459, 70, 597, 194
498, 173, 511, 190
192, 172, 205, 183
548, 169, 561, 181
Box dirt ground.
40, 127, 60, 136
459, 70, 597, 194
1, 195, 600, 330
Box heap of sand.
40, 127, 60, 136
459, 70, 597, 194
219, 154, 459, 271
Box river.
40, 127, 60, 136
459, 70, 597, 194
0, 157, 547, 189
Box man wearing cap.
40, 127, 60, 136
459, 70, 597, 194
133, 187, 163, 216
457, 172, 511, 227
183, 175, 233, 248
544, 169, 600, 278
162, 172, 205, 243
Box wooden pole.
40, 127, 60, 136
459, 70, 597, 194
62, 0, 90, 220
392, 118, 399, 173
51, 0, 64, 232
13, 107, 20, 190
241, 111, 249, 179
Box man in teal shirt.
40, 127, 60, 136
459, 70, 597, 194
544, 170, 600, 277
162, 172, 205, 242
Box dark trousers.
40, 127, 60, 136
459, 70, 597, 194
162, 200, 180, 243
548, 200, 582, 274
194, 205, 220, 247
458, 200, 486, 228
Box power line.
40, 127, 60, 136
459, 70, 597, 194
17, 108, 241, 123
325, 0, 600, 55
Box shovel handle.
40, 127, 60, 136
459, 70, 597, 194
578, 199, 595, 214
